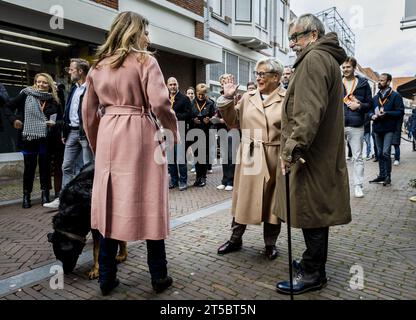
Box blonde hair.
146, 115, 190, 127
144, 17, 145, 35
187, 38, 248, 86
33, 73, 59, 103
196, 83, 208, 95
93, 11, 150, 69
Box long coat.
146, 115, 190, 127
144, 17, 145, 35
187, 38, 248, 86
276, 32, 352, 229
82, 53, 178, 241
218, 87, 285, 225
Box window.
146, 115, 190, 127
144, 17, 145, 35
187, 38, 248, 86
239, 59, 250, 85
226, 52, 238, 80
236, 0, 252, 22
210, 51, 226, 82
280, 0, 286, 47
212, 0, 222, 16
255, 0, 268, 29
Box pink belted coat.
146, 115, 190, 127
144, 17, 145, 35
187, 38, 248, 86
82, 53, 178, 241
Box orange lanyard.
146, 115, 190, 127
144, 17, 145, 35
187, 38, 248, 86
170, 93, 176, 109
38, 100, 46, 113
195, 100, 206, 113
343, 78, 357, 103
378, 90, 392, 107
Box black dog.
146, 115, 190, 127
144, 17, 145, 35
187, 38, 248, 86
47, 162, 127, 276
47, 162, 95, 274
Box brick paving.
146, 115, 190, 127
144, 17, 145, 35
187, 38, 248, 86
0, 142, 415, 300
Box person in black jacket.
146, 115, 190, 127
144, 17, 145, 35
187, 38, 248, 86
0, 82, 10, 133
189, 83, 216, 187
369, 73, 404, 186
166, 77, 192, 191
341, 57, 372, 198
4, 73, 62, 208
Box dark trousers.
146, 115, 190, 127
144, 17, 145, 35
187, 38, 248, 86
49, 144, 64, 196
372, 132, 378, 160
393, 144, 400, 161
230, 218, 281, 246
301, 227, 329, 278
194, 132, 210, 180
374, 131, 394, 178
98, 234, 168, 284
220, 135, 237, 186
22, 141, 50, 193
168, 144, 188, 185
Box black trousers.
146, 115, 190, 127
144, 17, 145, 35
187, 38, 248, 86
98, 234, 168, 284
301, 227, 329, 278
229, 218, 281, 246
194, 131, 210, 180
23, 153, 50, 192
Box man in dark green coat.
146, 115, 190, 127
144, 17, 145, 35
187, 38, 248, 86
275, 14, 352, 295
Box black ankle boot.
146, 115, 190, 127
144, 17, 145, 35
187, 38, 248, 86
152, 276, 173, 293
41, 190, 50, 205
22, 191, 31, 209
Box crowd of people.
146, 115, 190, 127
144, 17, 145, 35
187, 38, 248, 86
0, 10, 413, 297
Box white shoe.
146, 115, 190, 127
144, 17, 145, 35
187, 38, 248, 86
393, 160, 400, 166
354, 186, 364, 198
216, 184, 226, 190
43, 198, 60, 209
190, 167, 196, 173
225, 186, 233, 191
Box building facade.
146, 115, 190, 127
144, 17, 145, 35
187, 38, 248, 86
204, 0, 292, 98
0, 0, 223, 154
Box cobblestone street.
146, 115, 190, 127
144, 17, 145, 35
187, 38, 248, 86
0, 143, 415, 301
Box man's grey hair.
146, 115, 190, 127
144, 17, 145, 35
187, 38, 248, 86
289, 13, 325, 39
255, 57, 284, 76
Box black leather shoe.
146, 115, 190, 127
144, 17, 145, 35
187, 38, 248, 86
217, 240, 242, 255
265, 245, 279, 260
276, 271, 327, 295
152, 276, 173, 293
369, 176, 385, 183
193, 178, 201, 186
383, 176, 391, 186
22, 192, 31, 209
197, 178, 206, 187
100, 278, 120, 296
41, 190, 50, 205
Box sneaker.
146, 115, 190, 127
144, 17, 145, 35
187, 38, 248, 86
43, 198, 60, 209
207, 169, 213, 174
190, 167, 196, 173
224, 185, 233, 191
216, 184, 226, 190
409, 196, 416, 202
354, 186, 364, 198
179, 183, 187, 191
393, 160, 400, 166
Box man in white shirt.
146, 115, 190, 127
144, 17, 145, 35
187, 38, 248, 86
44, 58, 93, 208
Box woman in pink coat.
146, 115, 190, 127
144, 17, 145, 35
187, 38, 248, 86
82, 11, 178, 296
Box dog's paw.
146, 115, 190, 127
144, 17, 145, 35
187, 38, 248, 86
115, 253, 127, 264
87, 267, 99, 280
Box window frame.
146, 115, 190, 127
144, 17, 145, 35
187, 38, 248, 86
235, 0, 252, 23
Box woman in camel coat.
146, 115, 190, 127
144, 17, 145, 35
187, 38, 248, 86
216, 58, 285, 260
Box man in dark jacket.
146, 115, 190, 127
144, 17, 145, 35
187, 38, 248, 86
166, 77, 192, 191
341, 57, 372, 198
276, 14, 351, 295
369, 73, 404, 186
44, 58, 93, 209
0, 83, 9, 132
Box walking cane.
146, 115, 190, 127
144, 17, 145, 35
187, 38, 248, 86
285, 168, 294, 300
284, 157, 305, 301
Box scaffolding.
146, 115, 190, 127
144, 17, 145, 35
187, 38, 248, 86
316, 7, 355, 57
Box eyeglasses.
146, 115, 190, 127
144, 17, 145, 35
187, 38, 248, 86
288, 30, 314, 43
253, 71, 277, 79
